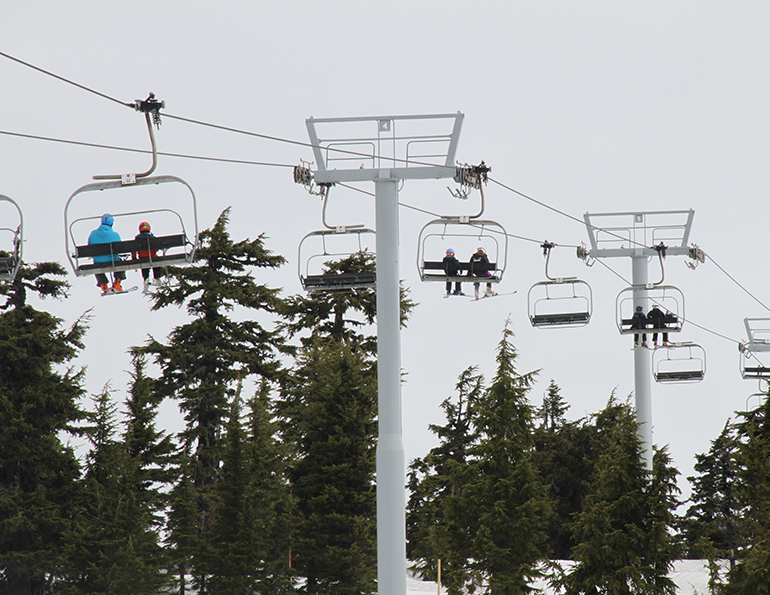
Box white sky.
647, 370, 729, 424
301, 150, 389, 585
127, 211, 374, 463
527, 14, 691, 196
3, 1, 770, 504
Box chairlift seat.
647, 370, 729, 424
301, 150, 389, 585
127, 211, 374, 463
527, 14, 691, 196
620, 314, 679, 334
531, 312, 591, 327
0, 256, 17, 277
655, 370, 705, 382
743, 367, 770, 379
421, 260, 500, 283
302, 272, 376, 291
74, 234, 190, 275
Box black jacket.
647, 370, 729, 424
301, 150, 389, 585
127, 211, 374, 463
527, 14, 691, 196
443, 254, 462, 276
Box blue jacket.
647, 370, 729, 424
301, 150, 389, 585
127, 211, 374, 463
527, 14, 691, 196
88, 224, 122, 264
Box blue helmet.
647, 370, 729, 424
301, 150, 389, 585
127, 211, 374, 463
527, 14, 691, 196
101, 213, 114, 226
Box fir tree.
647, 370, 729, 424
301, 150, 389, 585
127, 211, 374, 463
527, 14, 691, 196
242, 384, 295, 594
407, 366, 484, 595
207, 382, 294, 595
64, 365, 174, 595
0, 262, 86, 594
277, 253, 414, 594
532, 381, 592, 560
723, 397, 770, 595
459, 320, 552, 595
138, 209, 288, 591
680, 420, 740, 564
562, 397, 679, 595
278, 338, 377, 595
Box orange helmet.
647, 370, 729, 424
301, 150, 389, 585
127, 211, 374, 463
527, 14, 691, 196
139, 221, 151, 232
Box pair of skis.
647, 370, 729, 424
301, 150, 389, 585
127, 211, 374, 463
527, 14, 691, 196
444, 290, 517, 301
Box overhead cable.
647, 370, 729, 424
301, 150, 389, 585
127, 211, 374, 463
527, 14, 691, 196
0, 50, 133, 108
0, 129, 294, 168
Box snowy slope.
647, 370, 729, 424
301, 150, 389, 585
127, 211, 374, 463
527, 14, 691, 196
407, 560, 713, 594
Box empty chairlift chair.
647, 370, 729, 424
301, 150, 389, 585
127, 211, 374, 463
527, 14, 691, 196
297, 227, 376, 292
652, 342, 706, 383
528, 241, 592, 328
740, 318, 770, 380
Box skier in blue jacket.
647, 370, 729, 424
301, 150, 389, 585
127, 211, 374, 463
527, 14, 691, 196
88, 213, 126, 294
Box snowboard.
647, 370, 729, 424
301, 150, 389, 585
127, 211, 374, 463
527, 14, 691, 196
101, 286, 138, 297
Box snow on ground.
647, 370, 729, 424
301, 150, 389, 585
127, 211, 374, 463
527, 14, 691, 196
407, 560, 713, 594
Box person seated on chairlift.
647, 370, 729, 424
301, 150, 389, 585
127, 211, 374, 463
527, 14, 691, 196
647, 304, 669, 347
632, 305, 648, 348
468, 246, 496, 299
443, 248, 464, 296
88, 213, 126, 294
132, 221, 165, 290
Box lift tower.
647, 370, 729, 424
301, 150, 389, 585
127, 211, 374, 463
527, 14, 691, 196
583, 210, 699, 469
302, 113, 465, 595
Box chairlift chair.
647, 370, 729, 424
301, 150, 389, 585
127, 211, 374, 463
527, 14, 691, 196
527, 241, 592, 328
298, 227, 376, 292
65, 177, 199, 278
616, 285, 684, 336
652, 342, 706, 383
296, 184, 376, 292
739, 318, 770, 379
417, 218, 508, 284
0, 195, 23, 284
64, 95, 199, 279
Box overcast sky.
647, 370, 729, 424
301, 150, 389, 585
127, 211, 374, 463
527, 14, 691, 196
2, 1, 770, 503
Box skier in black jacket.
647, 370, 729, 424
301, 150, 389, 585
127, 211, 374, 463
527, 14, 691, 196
468, 246, 496, 299
442, 248, 464, 295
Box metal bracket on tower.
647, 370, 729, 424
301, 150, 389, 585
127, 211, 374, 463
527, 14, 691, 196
448, 161, 490, 199
686, 244, 706, 270
576, 243, 595, 267
294, 161, 330, 196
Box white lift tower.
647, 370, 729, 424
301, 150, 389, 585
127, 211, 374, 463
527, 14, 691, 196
583, 210, 702, 469
301, 113, 465, 595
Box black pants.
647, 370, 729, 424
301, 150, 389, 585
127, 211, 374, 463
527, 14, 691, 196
95, 271, 126, 286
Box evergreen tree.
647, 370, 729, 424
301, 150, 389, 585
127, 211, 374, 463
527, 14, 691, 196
242, 384, 295, 594
207, 383, 294, 595
277, 253, 414, 593
138, 209, 288, 591
723, 397, 770, 595
207, 392, 257, 595
536, 379, 570, 432
532, 381, 592, 560
407, 366, 484, 595
0, 262, 87, 594
280, 251, 415, 354
165, 445, 198, 595
680, 420, 740, 564
458, 320, 552, 595
562, 397, 679, 595
64, 360, 175, 595
278, 338, 377, 595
